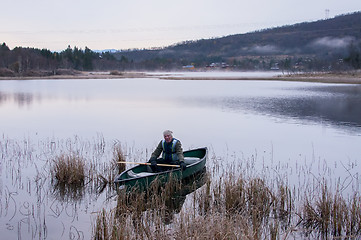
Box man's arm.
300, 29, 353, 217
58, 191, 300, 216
175, 141, 184, 162
150, 141, 163, 160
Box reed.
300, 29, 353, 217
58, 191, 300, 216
196, 176, 212, 216
91, 141, 128, 194
301, 182, 361, 238
93, 175, 186, 240
51, 152, 86, 185
224, 175, 246, 214
2, 136, 361, 239
93, 209, 109, 240
93, 169, 298, 239
345, 194, 361, 237
112, 141, 126, 175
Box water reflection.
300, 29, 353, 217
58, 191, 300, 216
162, 169, 208, 224
0, 136, 116, 240
51, 182, 85, 203
0, 91, 36, 107
223, 94, 361, 127
193, 84, 361, 129
116, 169, 208, 225
1, 80, 361, 130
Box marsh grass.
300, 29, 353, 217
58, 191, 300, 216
1, 136, 360, 239
93, 161, 361, 240
51, 152, 86, 185
93, 174, 188, 239
301, 182, 361, 239
194, 173, 294, 240
93, 169, 297, 239
112, 141, 126, 175
92, 141, 128, 195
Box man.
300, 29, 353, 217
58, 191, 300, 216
149, 130, 186, 172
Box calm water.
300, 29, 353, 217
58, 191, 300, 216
1, 72, 361, 239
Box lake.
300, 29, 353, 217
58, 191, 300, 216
1, 72, 361, 239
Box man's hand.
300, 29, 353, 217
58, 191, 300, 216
180, 161, 187, 171
150, 158, 157, 166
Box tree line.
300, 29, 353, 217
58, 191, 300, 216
0, 43, 127, 77
1, 12, 361, 76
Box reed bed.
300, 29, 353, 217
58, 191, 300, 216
92, 173, 296, 239
92, 154, 361, 240
301, 182, 361, 239
1, 136, 360, 239
0, 135, 146, 239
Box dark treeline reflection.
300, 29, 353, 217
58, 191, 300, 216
0, 91, 36, 106
2, 83, 361, 129
223, 84, 361, 128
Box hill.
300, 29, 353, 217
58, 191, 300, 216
115, 11, 361, 71
1, 11, 361, 76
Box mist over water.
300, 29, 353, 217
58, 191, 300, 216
1, 75, 360, 162
0, 73, 360, 239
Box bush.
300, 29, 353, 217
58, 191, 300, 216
0, 68, 15, 77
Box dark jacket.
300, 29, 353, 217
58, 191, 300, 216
151, 138, 184, 162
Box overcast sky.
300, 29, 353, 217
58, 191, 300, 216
1, 0, 360, 51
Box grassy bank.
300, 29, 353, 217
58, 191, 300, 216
160, 71, 361, 84
1, 70, 361, 84
0, 71, 146, 80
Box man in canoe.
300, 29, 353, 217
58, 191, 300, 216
149, 130, 187, 172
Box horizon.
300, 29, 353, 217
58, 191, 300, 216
2, 11, 359, 54
1, 0, 360, 52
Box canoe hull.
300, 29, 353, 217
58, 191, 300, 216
114, 147, 207, 190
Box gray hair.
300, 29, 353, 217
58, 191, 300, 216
163, 130, 173, 136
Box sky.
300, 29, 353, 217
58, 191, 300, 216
1, 0, 360, 51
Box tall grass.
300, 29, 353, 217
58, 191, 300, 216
93, 170, 296, 239
301, 182, 361, 238
92, 159, 361, 240
112, 141, 126, 175
51, 152, 86, 185
93, 174, 188, 239
1, 136, 360, 239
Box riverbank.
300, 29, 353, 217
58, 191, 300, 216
0, 70, 147, 80
160, 71, 361, 84
1, 70, 361, 84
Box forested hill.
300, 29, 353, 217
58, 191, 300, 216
1, 11, 361, 76
115, 11, 361, 70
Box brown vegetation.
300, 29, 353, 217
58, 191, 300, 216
92, 166, 361, 239
51, 153, 86, 185
1, 136, 360, 239
301, 183, 361, 238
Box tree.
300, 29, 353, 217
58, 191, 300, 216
0, 42, 10, 52
83, 47, 93, 70
0, 42, 11, 68
345, 41, 361, 69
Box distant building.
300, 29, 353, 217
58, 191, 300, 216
270, 63, 279, 70
207, 62, 229, 68
182, 65, 195, 70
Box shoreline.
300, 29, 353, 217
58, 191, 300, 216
159, 71, 361, 84
0, 71, 147, 81
160, 75, 361, 84
1, 71, 361, 84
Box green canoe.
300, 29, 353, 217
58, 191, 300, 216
114, 147, 207, 190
